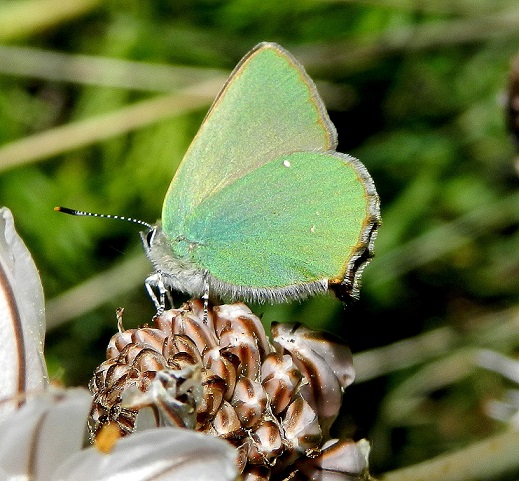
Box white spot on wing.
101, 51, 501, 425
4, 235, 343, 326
283, 160, 291, 168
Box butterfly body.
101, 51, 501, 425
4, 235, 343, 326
142, 42, 380, 304
142, 227, 208, 297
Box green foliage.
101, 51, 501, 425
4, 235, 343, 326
2, 0, 519, 478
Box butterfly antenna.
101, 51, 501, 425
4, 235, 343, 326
54, 206, 154, 230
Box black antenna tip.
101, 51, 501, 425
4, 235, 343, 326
54, 206, 78, 215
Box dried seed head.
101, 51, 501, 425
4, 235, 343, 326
89, 300, 369, 480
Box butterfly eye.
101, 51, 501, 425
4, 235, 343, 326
146, 229, 156, 247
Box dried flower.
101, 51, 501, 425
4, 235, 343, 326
90, 300, 370, 480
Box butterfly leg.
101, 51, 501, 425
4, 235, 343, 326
145, 272, 168, 316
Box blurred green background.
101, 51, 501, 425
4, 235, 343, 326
2, 0, 519, 478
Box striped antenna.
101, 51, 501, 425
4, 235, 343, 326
54, 206, 153, 230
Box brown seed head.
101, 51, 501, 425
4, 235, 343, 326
89, 300, 369, 480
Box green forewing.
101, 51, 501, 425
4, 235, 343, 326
162, 43, 337, 237
176, 152, 369, 288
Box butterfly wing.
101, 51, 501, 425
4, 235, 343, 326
179, 151, 378, 301
156, 42, 380, 301
162, 42, 337, 238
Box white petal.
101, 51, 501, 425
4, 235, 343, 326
0, 388, 92, 481
51, 428, 239, 481
0, 207, 48, 420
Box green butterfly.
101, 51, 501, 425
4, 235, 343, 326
142, 42, 380, 306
